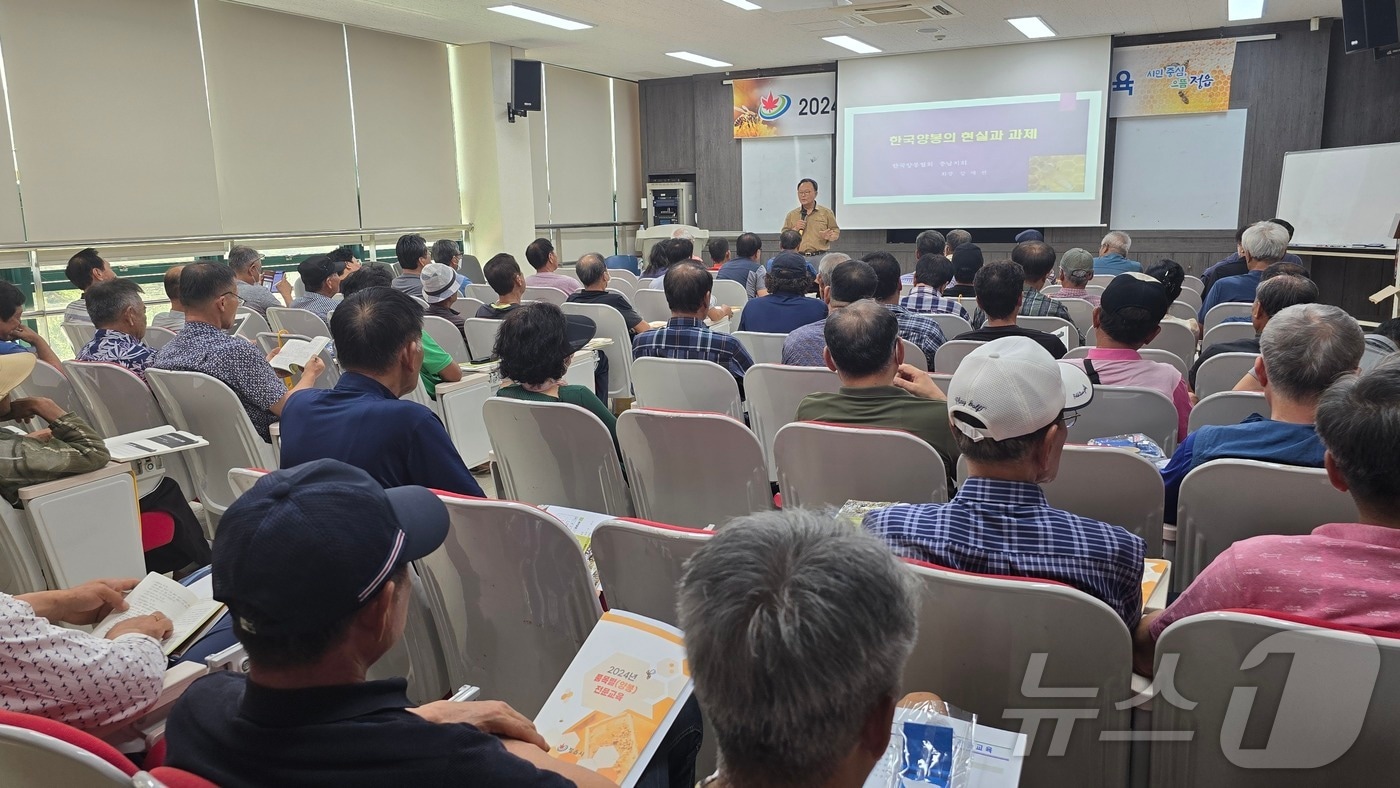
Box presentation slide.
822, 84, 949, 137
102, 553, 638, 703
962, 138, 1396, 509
843, 92, 1101, 204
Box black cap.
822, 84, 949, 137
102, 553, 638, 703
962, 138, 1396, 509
770, 251, 810, 274
1100, 272, 1171, 320
212, 460, 449, 636
563, 314, 597, 354
298, 254, 344, 292
952, 244, 984, 282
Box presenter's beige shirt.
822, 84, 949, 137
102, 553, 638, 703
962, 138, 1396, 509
782, 204, 840, 255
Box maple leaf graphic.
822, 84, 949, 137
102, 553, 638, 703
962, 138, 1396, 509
760, 93, 780, 112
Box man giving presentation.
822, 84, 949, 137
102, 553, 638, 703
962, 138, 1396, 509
783, 178, 840, 256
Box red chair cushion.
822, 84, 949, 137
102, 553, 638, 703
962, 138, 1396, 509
139, 511, 176, 552
149, 766, 221, 787
0, 709, 138, 775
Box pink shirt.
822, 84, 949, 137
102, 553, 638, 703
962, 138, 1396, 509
1061, 347, 1191, 440
1051, 287, 1100, 307
526, 271, 581, 296
1151, 523, 1400, 640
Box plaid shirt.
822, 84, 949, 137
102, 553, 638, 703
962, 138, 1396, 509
900, 285, 971, 320
973, 287, 1082, 343
632, 317, 754, 381
864, 477, 1146, 627
290, 291, 338, 323
886, 304, 946, 366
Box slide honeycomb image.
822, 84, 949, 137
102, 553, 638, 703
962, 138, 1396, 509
1027, 155, 1086, 193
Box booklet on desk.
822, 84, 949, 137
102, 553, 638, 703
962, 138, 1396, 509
268, 336, 330, 373
91, 572, 225, 656
105, 427, 209, 463
535, 610, 693, 788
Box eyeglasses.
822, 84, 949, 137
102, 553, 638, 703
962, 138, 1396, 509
221, 290, 246, 306
1061, 412, 1079, 429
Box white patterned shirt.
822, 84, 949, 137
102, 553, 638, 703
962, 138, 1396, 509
0, 594, 165, 731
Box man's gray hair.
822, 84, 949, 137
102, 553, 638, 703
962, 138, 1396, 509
817, 252, 851, 285
85, 278, 145, 327
575, 252, 607, 286
945, 229, 972, 252
227, 245, 263, 274
1260, 303, 1364, 402
1254, 273, 1317, 318
1101, 230, 1132, 254
677, 510, 919, 788
1241, 220, 1289, 263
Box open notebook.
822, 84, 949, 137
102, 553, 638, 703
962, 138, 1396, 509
91, 572, 225, 656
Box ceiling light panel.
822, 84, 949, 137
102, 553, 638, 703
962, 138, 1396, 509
487, 5, 592, 31
666, 51, 733, 68
1007, 16, 1057, 38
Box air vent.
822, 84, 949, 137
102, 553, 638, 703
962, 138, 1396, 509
849, 2, 962, 26
928, 2, 962, 18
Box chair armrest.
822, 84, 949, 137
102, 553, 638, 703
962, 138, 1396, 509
16, 462, 133, 502
436, 373, 493, 397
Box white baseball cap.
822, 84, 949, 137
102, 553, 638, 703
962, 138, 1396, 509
946, 337, 1093, 442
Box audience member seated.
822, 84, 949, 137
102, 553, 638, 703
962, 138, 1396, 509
1050, 248, 1099, 306
942, 243, 981, 299
782, 259, 878, 367
165, 460, 612, 787
568, 253, 649, 335
901, 230, 945, 286
327, 245, 364, 276
0, 355, 110, 504
954, 261, 1068, 359
392, 234, 430, 298
421, 263, 466, 338
1364, 318, 1400, 368
340, 267, 461, 397
900, 254, 970, 320
796, 300, 958, 489
62, 247, 115, 326
814, 251, 851, 291
633, 262, 754, 388
1144, 259, 1200, 338
152, 265, 187, 332
280, 288, 484, 498
0, 282, 61, 370
228, 245, 290, 318
1200, 219, 1303, 296
76, 278, 157, 381
678, 511, 919, 788
715, 233, 762, 296
641, 239, 671, 279
476, 253, 527, 319
1198, 220, 1290, 321
1015, 229, 1044, 243
1, 576, 172, 731
974, 241, 1074, 338
152, 263, 324, 442
496, 303, 617, 449
1160, 303, 1364, 521
864, 252, 946, 365
737, 252, 827, 334
524, 237, 581, 296
1061, 273, 1191, 440
944, 228, 972, 259
1135, 355, 1400, 676
1188, 268, 1317, 390
650, 237, 732, 308
704, 236, 729, 271
289, 254, 344, 323
429, 238, 471, 295
864, 337, 1147, 629
1093, 231, 1143, 275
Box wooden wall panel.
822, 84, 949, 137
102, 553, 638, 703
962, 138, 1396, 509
691, 76, 742, 230
639, 78, 695, 176
1322, 26, 1400, 149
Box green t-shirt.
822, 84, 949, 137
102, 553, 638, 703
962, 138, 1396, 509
795, 385, 959, 489
420, 333, 454, 397
496, 383, 619, 453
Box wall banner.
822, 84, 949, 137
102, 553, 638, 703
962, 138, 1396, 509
733, 72, 836, 138
1109, 39, 1236, 118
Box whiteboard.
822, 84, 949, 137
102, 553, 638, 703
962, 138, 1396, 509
1277, 142, 1400, 250
741, 135, 833, 233
1109, 109, 1247, 231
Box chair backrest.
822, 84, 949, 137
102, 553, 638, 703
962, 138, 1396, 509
1187, 391, 1270, 432
0, 710, 137, 787
146, 369, 274, 520
1068, 384, 1179, 453
711, 278, 748, 310
605, 256, 641, 276
1144, 319, 1197, 367
1174, 286, 1203, 310
899, 338, 929, 372
363, 562, 451, 705
1062, 346, 1189, 378
631, 357, 742, 421
1044, 445, 1165, 556
1194, 351, 1259, 397
933, 339, 983, 373
902, 561, 1131, 788
462, 317, 502, 362
775, 422, 948, 508
1203, 301, 1254, 332
233, 309, 270, 342
458, 297, 486, 317
924, 312, 973, 339
591, 519, 712, 628
60, 323, 94, 356
1041, 284, 1060, 295
617, 409, 770, 528
422, 315, 470, 364
482, 398, 632, 515
1151, 611, 1400, 788
1202, 321, 1257, 351
1181, 274, 1205, 294
637, 277, 655, 289
1090, 274, 1117, 288
265, 307, 329, 339
1165, 300, 1196, 321
1176, 459, 1359, 589
143, 326, 177, 350
632, 288, 671, 324
733, 331, 787, 366
464, 283, 498, 304
1055, 297, 1095, 335
1017, 315, 1079, 350
607, 279, 636, 300
416, 495, 602, 717
561, 301, 633, 400
744, 363, 841, 481
0, 501, 46, 594
522, 286, 567, 306
14, 360, 87, 423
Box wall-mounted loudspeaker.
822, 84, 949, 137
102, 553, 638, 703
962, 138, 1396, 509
508, 60, 543, 123
1341, 0, 1400, 53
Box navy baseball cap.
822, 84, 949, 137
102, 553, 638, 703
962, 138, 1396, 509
770, 251, 810, 274
1015, 229, 1045, 243
212, 459, 449, 636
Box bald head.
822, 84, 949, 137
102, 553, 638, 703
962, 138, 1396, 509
576, 253, 608, 289
664, 262, 713, 316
